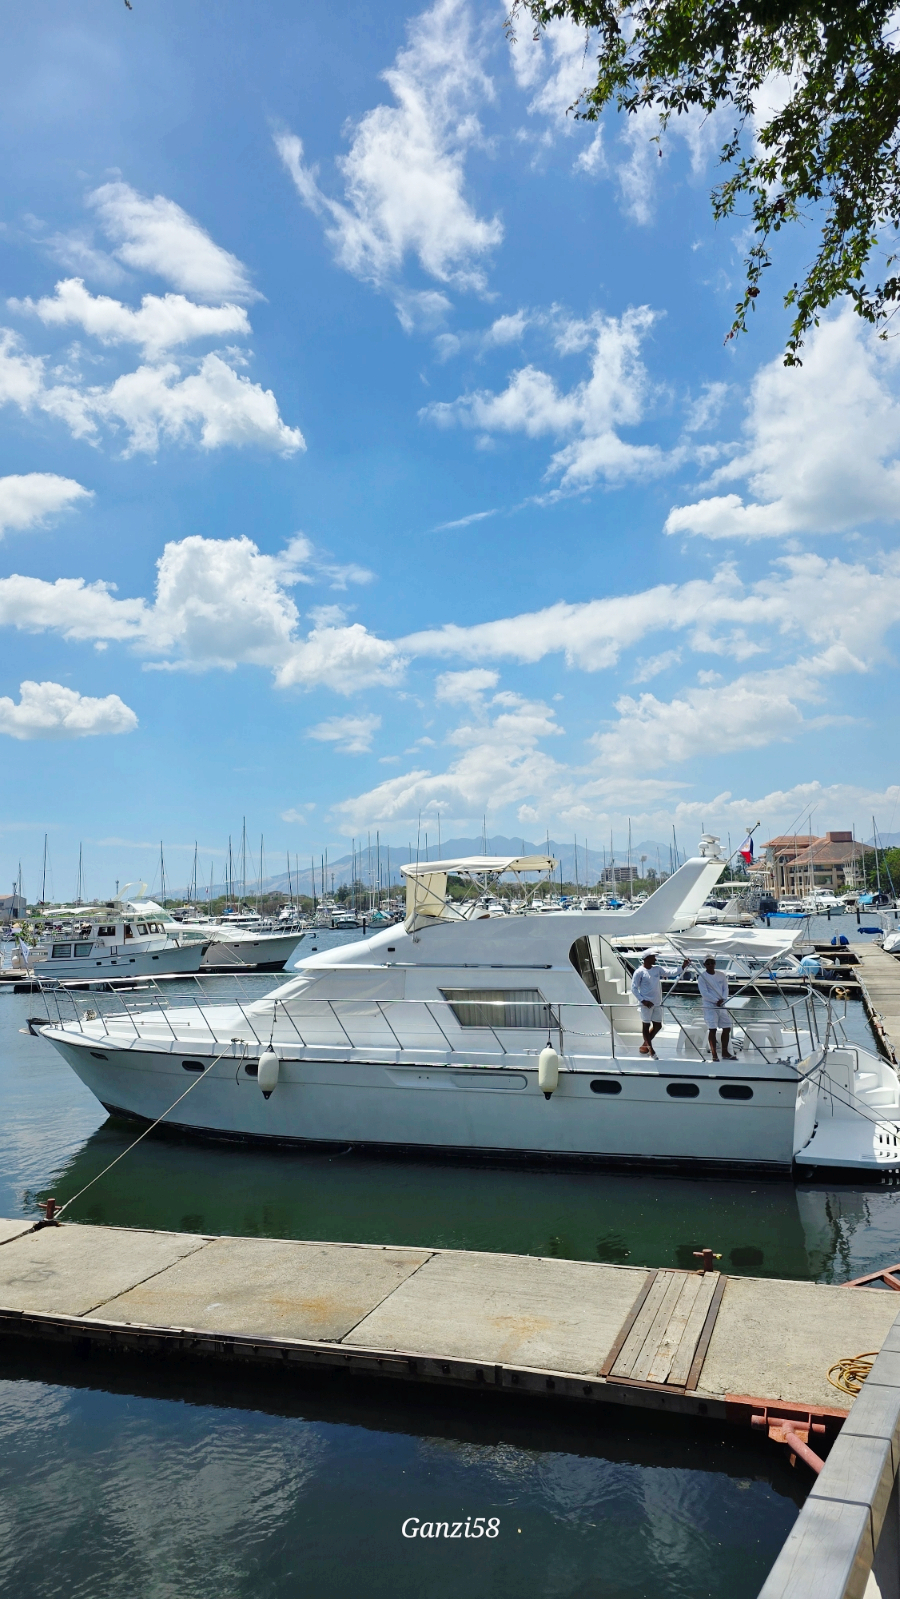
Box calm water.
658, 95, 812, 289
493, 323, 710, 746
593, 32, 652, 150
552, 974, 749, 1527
1, 926, 897, 1598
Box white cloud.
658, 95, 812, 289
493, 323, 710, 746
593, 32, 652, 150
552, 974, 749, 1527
275, 0, 502, 296
667, 312, 900, 539
509, 16, 592, 117
307, 713, 382, 754
276, 624, 403, 695
144, 535, 303, 667
508, 15, 606, 175
0, 331, 303, 457
423, 306, 666, 488
12, 278, 251, 357
429, 508, 497, 531
591, 652, 852, 773
402, 551, 900, 672
0, 472, 92, 538
0, 534, 394, 694
333, 692, 563, 829
484, 311, 529, 346
631, 648, 682, 683
615, 108, 663, 226
0, 679, 137, 740
435, 667, 499, 702
41, 228, 128, 288
92, 353, 304, 456
0, 572, 149, 642
280, 808, 309, 823
89, 181, 257, 302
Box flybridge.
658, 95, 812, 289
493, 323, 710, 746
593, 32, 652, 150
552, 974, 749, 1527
398, 841, 726, 931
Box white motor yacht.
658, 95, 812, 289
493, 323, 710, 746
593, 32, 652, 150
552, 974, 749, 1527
31, 911, 206, 982
37, 837, 900, 1174
115, 891, 305, 972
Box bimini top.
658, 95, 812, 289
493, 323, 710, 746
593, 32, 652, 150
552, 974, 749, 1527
400, 855, 557, 927
401, 856, 556, 878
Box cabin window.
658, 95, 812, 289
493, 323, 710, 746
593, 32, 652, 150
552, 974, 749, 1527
124, 925, 134, 939
719, 1083, 753, 1100
98, 926, 115, 938
74, 942, 93, 957
590, 1079, 622, 1095
244, 1061, 259, 1077
440, 988, 550, 1029
182, 1060, 205, 1073
137, 923, 148, 934
89, 1051, 108, 1061
667, 1081, 700, 1098
51, 944, 71, 959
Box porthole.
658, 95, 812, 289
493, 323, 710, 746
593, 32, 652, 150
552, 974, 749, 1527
590, 1079, 622, 1095
244, 1061, 259, 1078
719, 1083, 753, 1100
182, 1060, 205, 1073
667, 1082, 700, 1098
89, 1051, 108, 1061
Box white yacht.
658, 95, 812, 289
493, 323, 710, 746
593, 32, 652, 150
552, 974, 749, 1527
115, 891, 305, 972
31, 912, 206, 982
36, 838, 900, 1174
169, 916, 305, 972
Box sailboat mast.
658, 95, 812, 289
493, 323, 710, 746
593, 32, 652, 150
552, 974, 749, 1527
41, 833, 47, 907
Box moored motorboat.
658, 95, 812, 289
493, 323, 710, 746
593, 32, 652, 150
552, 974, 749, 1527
30, 911, 207, 982
36, 838, 900, 1174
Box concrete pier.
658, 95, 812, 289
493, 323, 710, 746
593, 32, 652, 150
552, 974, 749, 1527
0, 1220, 897, 1429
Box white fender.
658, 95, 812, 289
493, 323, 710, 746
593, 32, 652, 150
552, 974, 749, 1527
538, 1046, 560, 1099
258, 1050, 280, 1099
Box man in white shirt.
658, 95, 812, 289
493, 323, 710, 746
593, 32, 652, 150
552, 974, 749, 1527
631, 952, 663, 1057
697, 956, 735, 1061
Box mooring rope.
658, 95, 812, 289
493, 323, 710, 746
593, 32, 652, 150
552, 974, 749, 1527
827, 1352, 879, 1396
49, 1044, 233, 1220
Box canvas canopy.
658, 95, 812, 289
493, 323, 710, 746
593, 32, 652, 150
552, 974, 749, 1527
401, 856, 556, 878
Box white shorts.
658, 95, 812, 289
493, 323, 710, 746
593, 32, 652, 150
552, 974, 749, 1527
640, 1004, 663, 1025
702, 1006, 733, 1030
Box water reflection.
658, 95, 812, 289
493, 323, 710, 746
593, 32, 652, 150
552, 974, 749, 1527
0, 1341, 804, 1599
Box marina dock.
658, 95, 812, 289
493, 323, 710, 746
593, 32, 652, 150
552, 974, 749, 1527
854, 944, 900, 1065
0, 1219, 897, 1435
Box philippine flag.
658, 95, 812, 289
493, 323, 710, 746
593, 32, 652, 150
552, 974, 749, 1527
740, 836, 755, 865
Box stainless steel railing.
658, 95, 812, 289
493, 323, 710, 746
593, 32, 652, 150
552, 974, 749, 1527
35, 974, 837, 1066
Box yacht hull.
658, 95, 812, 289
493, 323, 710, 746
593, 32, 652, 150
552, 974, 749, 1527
48, 1036, 805, 1170
34, 943, 206, 981
199, 933, 304, 971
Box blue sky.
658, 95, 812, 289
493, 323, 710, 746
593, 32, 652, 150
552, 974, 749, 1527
1, 0, 898, 901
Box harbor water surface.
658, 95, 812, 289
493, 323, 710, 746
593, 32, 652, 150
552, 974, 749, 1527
2, 929, 898, 1598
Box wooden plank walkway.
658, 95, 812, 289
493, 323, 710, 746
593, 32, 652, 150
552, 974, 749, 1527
0, 1220, 897, 1432
854, 944, 900, 1065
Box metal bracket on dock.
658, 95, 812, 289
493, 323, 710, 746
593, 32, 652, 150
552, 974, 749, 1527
843, 1263, 900, 1290
725, 1394, 846, 1473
